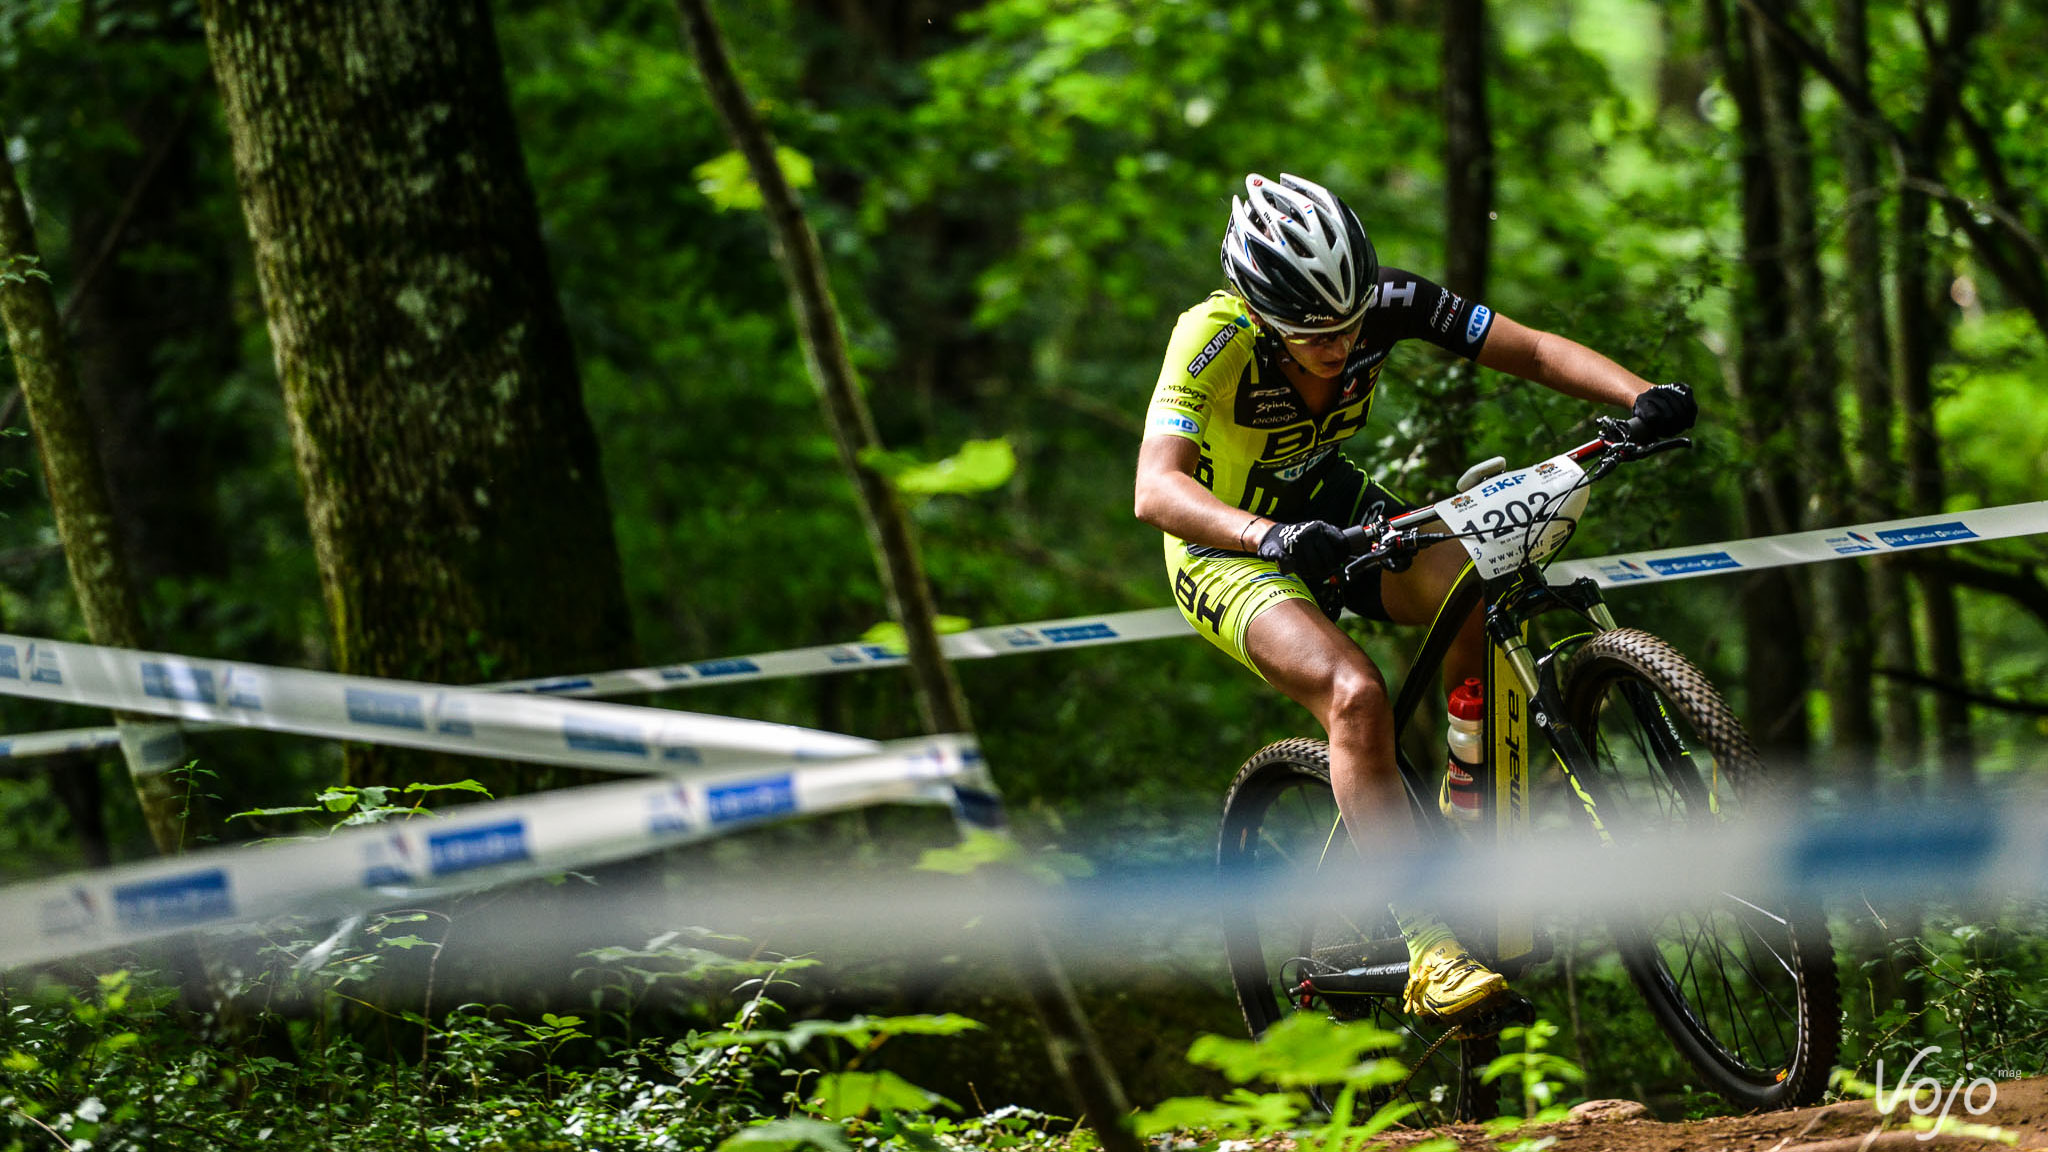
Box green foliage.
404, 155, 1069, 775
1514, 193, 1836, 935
1132, 1014, 1451, 1151
695, 146, 818, 212
861, 437, 1018, 496
1479, 1021, 1587, 1148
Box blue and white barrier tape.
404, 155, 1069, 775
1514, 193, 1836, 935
4, 500, 2042, 764
0, 632, 879, 774
0, 734, 989, 971
1544, 500, 2048, 586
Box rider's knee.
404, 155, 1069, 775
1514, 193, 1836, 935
1326, 661, 1390, 721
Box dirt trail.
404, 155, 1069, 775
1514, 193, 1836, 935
1357, 1077, 2048, 1152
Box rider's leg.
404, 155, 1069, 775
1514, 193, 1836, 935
1243, 598, 1508, 1021
1241, 599, 1409, 852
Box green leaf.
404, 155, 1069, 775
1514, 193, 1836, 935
808, 1070, 955, 1121
859, 438, 1017, 495
694, 146, 815, 212
1131, 1089, 1304, 1137
716, 1117, 851, 1152
227, 804, 324, 821
857, 616, 972, 655
1186, 1013, 1402, 1088
403, 779, 495, 798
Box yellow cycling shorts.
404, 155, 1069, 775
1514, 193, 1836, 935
1164, 537, 1320, 678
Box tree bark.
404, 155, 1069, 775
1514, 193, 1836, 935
1749, 6, 1877, 774
65, 4, 238, 598
1708, 0, 1812, 768
673, 4, 1135, 1150
1427, 0, 1492, 484
200, 0, 637, 793
0, 141, 191, 854
1893, 0, 1980, 787
1833, 0, 1921, 780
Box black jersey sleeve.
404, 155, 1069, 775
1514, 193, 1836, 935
1364, 267, 1495, 360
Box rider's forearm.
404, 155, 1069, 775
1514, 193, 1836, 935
1517, 332, 1653, 408
1479, 317, 1652, 409
1135, 469, 1274, 553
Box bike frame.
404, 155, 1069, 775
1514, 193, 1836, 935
1301, 434, 1674, 998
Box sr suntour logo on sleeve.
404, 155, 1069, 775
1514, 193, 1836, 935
1875, 522, 1979, 548
1645, 551, 1741, 576
707, 776, 798, 825
113, 869, 233, 930
428, 820, 531, 875
1185, 319, 1248, 376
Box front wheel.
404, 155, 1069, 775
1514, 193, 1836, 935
1560, 628, 1839, 1109
1217, 738, 1494, 1123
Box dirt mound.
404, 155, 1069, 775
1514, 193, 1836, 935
1363, 1077, 2048, 1152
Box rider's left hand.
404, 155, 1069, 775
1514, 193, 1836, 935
1258, 520, 1346, 584
1632, 381, 1696, 438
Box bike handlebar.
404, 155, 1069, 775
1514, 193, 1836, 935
1335, 422, 1688, 570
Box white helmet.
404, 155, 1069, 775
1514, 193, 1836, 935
1220, 173, 1379, 333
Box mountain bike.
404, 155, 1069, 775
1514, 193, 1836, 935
1216, 418, 1840, 1121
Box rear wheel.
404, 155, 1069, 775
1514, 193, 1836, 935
1217, 738, 1496, 1123
1560, 628, 1838, 1109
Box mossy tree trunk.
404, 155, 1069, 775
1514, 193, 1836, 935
200, 0, 637, 793
0, 144, 191, 853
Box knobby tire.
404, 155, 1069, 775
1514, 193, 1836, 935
1560, 627, 1840, 1110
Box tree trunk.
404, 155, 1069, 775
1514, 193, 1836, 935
66, 6, 237, 595
200, 0, 637, 794
1833, 0, 1921, 782
1893, 0, 1980, 787
673, 4, 1135, 1150
1749, 7, 1877, 774
1427, 0, 1492, 484
0, 142, 191, 853
1709, 0, 1811, 769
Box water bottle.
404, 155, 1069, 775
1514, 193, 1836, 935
1441, 677, 1484, 825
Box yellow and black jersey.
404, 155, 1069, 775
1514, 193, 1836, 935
1143, 271, 1495, 530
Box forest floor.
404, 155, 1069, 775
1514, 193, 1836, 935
1263, 1076, 2048, 1152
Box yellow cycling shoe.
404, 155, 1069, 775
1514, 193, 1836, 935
1402, 938, 1510, 1021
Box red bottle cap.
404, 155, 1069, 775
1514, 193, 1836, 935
1448, 677, 1484, 721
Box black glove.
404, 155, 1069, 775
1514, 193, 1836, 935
1258, 519, 1346, 583
1631, 381, 1697, 439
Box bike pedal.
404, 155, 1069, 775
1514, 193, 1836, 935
1454, 992, 1536, 1038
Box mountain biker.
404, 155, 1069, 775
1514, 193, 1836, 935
1134, 173, 1695, 1025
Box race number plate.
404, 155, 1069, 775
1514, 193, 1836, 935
1433, 453, 1590, 579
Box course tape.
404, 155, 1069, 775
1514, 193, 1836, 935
0, 632, 879, 774
4, 501, 2042, 764
1545, 500, 2048, 586
0, 734, 989, 971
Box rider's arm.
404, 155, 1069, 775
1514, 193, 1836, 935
1134, 435, 1272, 552
1474, 314, 1653, 408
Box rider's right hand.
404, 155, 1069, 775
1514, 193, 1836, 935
1631, 381, 1696, 439
1258, 520, 1347, 583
